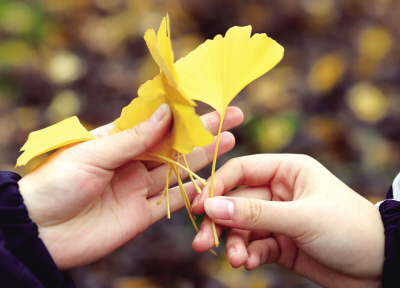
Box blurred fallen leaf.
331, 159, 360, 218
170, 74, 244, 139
306, 116, 342, 143
0, 40, 35, 67
248, 67, 295, 110
257, 116, 296, 152
347, 82, 388, 123
308, 53, 346, 95
358, 26, 392, 61
113, 277, 162, 288
14, 107, 41, 131
46, 51, 85, 84
46, 90, 81, 124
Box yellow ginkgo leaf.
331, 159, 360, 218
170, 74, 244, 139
113, 77, 214, 157
169, 98, 215, 150
109, 93, 172, 162
137, 38, 213, 155
16, 116, 96, 167
144, 14, 178, 87
110, 95, 168, 133
109, 98, 141, 135
138, 73, 194, 106
164, 85, 214, 153
174, 25, 284, 247
140, 15, 216, 231
137, 74, 166, 101
175, 25, 284, 117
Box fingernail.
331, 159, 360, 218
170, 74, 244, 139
227, 247, 236, 261
205, 198, 234, 220
150, 104, 168, 122
192, 195, 200, 209
245, 256, 251, 265
192, 229, 203, 245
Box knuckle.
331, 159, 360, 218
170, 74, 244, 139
226, 158, 238, 168
243, 199, 262, 228
281, 154, 319, 176
204, 114, 214, 132
178, 167, 187, 181
203, 146, 213, 163
293, 154, 317, 167
258, 243, 268, 264
145, 173, 157, 193
297, 154, 315, 164
127, 123, 148, 143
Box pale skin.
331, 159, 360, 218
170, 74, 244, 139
18, 104, 244, 270
191, 154, 385, 288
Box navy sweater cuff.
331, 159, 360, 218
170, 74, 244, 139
0, 171, 75, 288
379, 186, 400, 287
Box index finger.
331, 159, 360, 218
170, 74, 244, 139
90, 122, 115, 138
191, 154, 309, 214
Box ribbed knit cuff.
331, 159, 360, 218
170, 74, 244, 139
0, 171, 74, 288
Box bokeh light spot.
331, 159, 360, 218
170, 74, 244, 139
46, 90, 81, 124
308, 54, 346, 95
46, 52, 85, 84
347, 82, 388, 123
358, 26, 392, 61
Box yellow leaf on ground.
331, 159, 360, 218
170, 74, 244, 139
16, 116, 96, 167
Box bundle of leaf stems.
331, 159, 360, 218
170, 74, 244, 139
149, 151, 217, 256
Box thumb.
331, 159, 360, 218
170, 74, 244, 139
81, 103, 171, 169
204, 196, 306, 238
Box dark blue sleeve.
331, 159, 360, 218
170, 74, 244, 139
379, 186, 400, 287
0, 171, 75, 288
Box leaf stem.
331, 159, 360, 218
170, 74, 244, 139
182, 154, 202, 194
177, 153, 196, 219
172, 163, 217, 257
148, 152, 207, 186
157, 150, 176, 218
173, 164, 198, 227
210, 114, 224, 247
157, 163, 172, 205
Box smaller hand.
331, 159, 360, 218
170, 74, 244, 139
192, 154, 384, 288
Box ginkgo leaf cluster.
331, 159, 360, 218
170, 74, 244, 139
16, 14, 284, 250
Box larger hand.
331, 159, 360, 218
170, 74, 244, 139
19, 105, 244, 270
192, 154, 384, 288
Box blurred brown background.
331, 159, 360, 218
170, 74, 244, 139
1, 0, 399, 287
